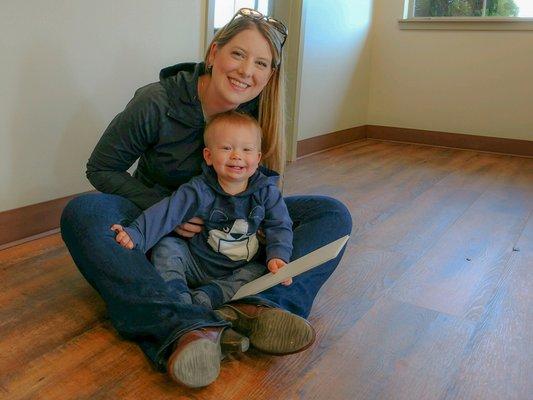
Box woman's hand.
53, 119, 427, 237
267, 258, 292, 286
174, 217, 204, 238
111, 224, 135, 249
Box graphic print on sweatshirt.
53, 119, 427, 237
206, 209, 260, 262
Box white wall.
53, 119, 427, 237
296, 0, 373, 140
0, 0, 203, 212
368, 0, 533, 141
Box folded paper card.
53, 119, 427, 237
231, 235, 350, 301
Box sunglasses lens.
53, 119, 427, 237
234, 8, 287, 47
268, 19, 287, 34
240, 8, 261, 18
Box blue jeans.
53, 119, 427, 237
60, 193, 352, 369
150, 236, 267, 308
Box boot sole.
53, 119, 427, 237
249, 309, 315, 355
168, 338, 221, 388
218, 307, 315, 355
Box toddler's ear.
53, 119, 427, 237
203, 147, 213, 165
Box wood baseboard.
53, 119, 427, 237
297, 125, 532, 159
366, 125, 533, 157
0, 193, 85, 248
1, 125, 530, 250
296, 126, 367, 158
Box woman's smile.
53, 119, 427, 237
228, 77, 250, 90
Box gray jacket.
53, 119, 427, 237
86, 62, 259, 209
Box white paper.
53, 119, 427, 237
231, 235, 350, 301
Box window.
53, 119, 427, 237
407, 0, 533, 17
206, 0, 271, 50
214, 0, 270, 30
401, 0, 533, 29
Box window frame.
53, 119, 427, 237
400, 0, 533, 30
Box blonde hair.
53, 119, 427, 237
204, 15, 286, 174
204, 110, 262, 149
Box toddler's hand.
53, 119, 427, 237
111, 224, 134, 249
267, 258, 292, 286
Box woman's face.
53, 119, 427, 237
207, 28, 274, 110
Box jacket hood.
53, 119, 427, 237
201, 162, 280, 197
159, 62, 259, 127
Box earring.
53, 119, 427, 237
206, 64, 213, 73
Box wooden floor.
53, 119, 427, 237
1, 139, 531, 400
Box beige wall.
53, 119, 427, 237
296, 0, 373, 140
3, 1, 532, 213
0, 0, 203, 212
368, 0, 533, 141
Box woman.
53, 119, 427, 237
61, 8, 352, 388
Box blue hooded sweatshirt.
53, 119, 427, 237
124, 163, 293, 274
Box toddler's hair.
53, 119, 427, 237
204, 111, 262, 148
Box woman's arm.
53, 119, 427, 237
86, 84, 165, 210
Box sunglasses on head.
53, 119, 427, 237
229, 8, 288, 48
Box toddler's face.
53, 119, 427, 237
203, 123, 262, 186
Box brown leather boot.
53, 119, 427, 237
215, 303, 316, 355
167, 327, 248, 388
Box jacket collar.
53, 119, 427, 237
159, 62, 259, 128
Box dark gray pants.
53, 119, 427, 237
151, 236, 267, 309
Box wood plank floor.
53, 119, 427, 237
1, 139, 531, 400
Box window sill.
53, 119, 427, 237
399, 17, 533, 31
